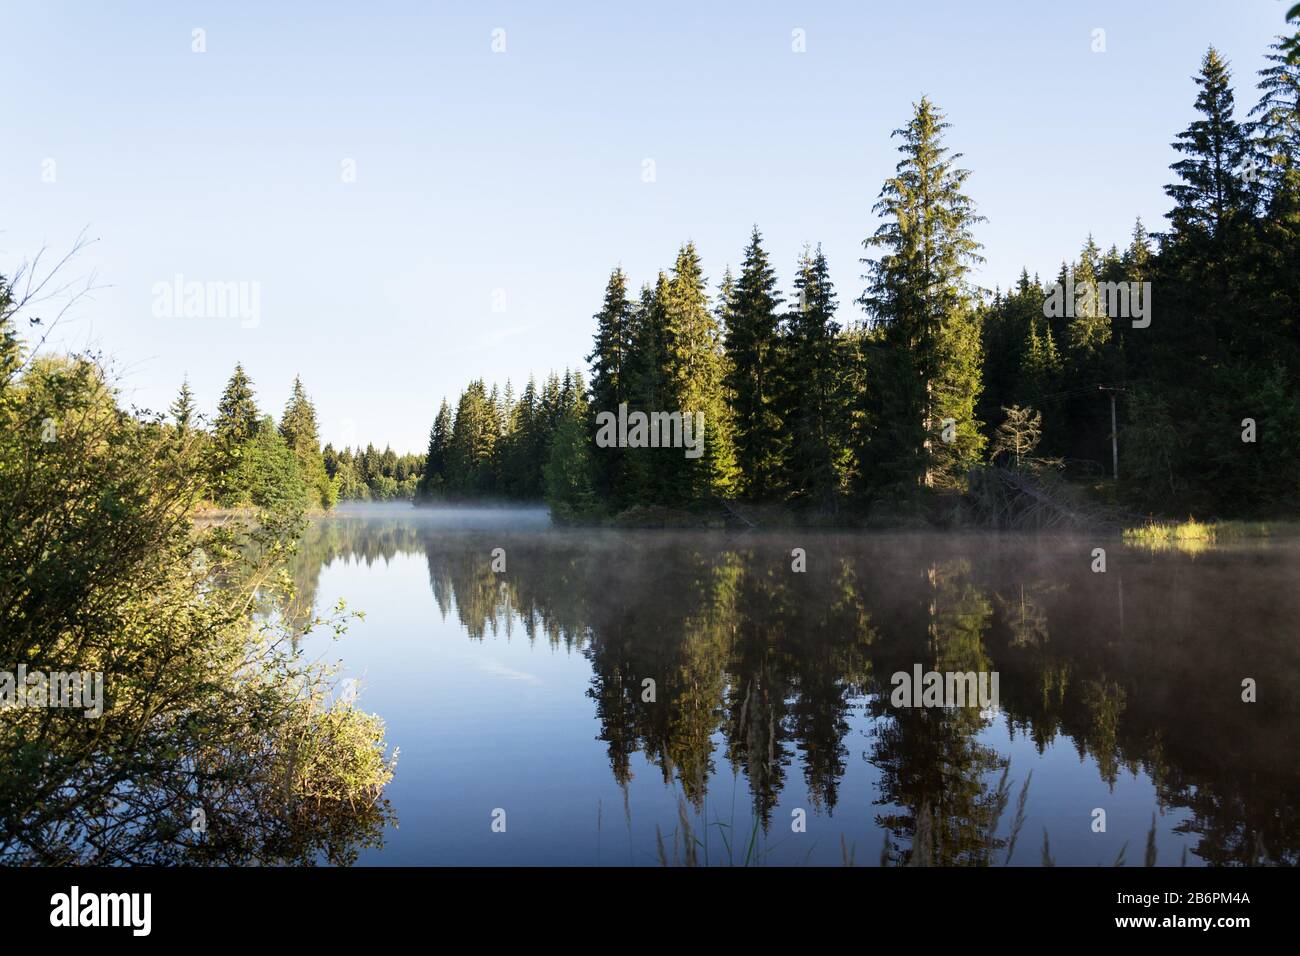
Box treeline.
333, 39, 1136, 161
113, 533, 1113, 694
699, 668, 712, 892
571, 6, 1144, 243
324, 444, 424, 501
415, 372, 589, 507
166, 365, 422, 509
457, 28, 1295, 523
167, 364, 337, 511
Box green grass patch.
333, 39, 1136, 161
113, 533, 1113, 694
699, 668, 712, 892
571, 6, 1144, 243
1123, 518, 1300, 551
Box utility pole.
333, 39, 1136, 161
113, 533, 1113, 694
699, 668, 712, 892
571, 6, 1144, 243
1098, 386, 1125, 481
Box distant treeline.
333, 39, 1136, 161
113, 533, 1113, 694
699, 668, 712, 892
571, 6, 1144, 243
324, 444, 423, 501
416, 31, 1300, 523
168, 365, 337, 512
167, 365, 423, 509
415, 372, 589, 505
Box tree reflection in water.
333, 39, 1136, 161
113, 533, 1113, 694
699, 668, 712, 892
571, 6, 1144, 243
291, 512, 1300, 865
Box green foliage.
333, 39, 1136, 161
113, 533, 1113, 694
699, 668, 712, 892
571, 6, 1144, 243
226, 415, 311, 512
543, 399, 600, 523
776, 244, 847, 510
724, 227, 785, 498
661, 242, 738, 502
0, 286, 396, 863
857, 97, 987, 492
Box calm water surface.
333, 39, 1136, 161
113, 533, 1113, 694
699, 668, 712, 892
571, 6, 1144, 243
291, 503, 1300, 866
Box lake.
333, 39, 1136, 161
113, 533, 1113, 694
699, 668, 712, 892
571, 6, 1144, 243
290, 503, 1300, 866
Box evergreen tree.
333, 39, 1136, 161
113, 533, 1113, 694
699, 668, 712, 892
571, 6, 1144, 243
724, 227, 785, 498
278, 376, 320, 458
1166, 48, 1258, 241
777, 244, 844, 509
211, 363, 261, 502
857, 97, 986, 491
544, 396, 599, 523
213, 363, 259, 448
277, 377, 335, 510
623, 275, 671, 506
1020, 316, 1063, 446
169, 377, 197, 434
1250, 31, 1300, 354
418, 399, 453, 498
587, 267, 634, 417
1066, 235, 1111, 358
446, 380, 498, 496
661, 242, 738, 502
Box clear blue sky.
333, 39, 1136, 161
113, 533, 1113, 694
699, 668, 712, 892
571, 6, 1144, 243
2, 1, 1291, 453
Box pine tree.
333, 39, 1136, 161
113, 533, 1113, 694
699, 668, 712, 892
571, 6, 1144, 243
278, 376, 320, 459
587, 268, 634, 417
1166, 48, 1258, 241
724, 227, 785, 498
777, 244, 844, 509
1067, 235, 1110, 358
857, 97, 986, 491
210, 363, 261, 502
661, 242, 737, 502
622, 275, 671, 506
214, 363, 259, 447
1020, 316, 1062, 444
446, 380, 498, 496
544, 395, 599, 523
169, 377, 197, 434
277, 376, 334, 509
1250, 31, 1300, 352
418, 399, 453, 498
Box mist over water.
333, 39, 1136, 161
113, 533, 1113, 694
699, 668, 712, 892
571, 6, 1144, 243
291, 504, 1300, 866
331, 501, 552, 531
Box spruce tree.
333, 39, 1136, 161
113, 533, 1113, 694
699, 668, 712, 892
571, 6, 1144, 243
543, 393, 598, 523
777, 244, 844, 509
587, 268, 634, 416
169, 377, 197, 435
857, 97, 986, 491
1066, 235, 1110, 358
623, 276, 671, 506
446, 381, 497, 496
1166, 48, 1257, 241
278, 376, 320, 459
724, 227, 785, 498
662, 242, 737, 502
419, 399, 453, 498
214, 363, 259, 448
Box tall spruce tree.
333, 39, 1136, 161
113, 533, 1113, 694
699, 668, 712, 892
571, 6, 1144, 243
662, 242, 737, 502
214, 363, 259, 448
1166, 48, 1258, 241
278, 376, 334, 508
278, 376, 320, 459
777, 244, 844, 509
419, 399, 453, 497
587, 268, 634, 415
724, 227, 785, 498
446, 381, 497, 496
857, 97, 986, 491
622, 275, 671, 506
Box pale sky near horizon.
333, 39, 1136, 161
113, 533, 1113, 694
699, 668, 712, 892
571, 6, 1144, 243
2, 1, 1292, 453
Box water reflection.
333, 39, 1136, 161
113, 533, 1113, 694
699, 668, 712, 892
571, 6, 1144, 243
291, 508, 1300, 865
